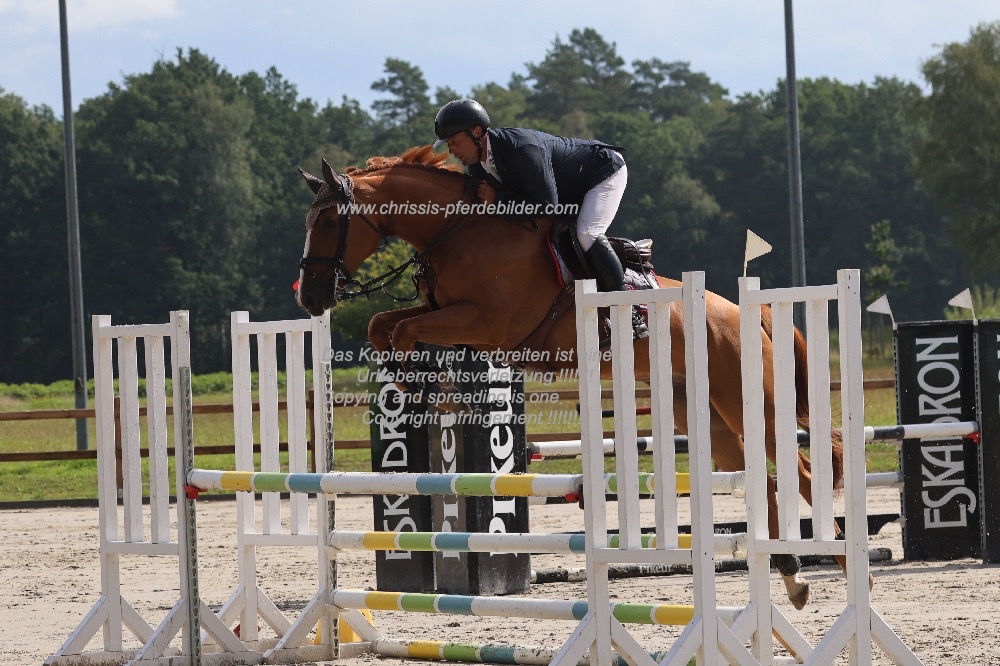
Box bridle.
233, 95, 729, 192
299, 171, 420, 303
298, 169, 478, 305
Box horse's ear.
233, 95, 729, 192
321, 158, 344, 192
298, 167, 324, 195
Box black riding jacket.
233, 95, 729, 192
467, 128, 625, 211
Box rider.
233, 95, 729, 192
432, 98, 648, 341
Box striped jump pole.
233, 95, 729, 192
604, 471, 745, 496
371, 639, 604, 666
369, 637, 796, 666
187, 470, 583, 498
529, 548, 895, 585
528, 421, 979, 459
331, 589, 743, 627
328, 530, 748, 560
371, 640, 577, 666
185, 469, 746, 501
866, 421, 978, 442
529, 437, 657, 459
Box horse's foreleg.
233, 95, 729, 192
367, 304, 435, 394
389, 303, 507, 352
387, 304, 508, 412
368, 304, 434, 352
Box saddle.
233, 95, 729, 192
506, 222, 660, 368
546, 220, 659, 291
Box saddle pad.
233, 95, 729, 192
545, 228, 659, 293
545, 234, 576, 289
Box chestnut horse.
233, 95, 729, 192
295, 146, 848, 609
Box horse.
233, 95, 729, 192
295, 145, 851, 610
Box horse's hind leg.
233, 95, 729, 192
829, 528, 875, 592
718, 428, 810, 610
765, 464, 810, 610
790, 447, 873, 592
673, 385, 810, 609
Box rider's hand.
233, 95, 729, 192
476, 181, 497, 205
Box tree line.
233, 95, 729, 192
2, 24, 998, 383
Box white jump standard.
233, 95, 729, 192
182, 274, 729, 666
48, 268, 930, 666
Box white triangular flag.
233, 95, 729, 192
948, 288, 974, 310
743, 230, 772, 277
948, 288, 976, 321
866, 294, 892, 315
866, 294, 895, 327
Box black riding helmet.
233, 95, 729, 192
433, 99, 490, 157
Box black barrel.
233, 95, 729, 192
368, 353, 435, 591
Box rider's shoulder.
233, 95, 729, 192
490, 127, 556, 151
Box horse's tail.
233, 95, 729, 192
759, 305, 845, 490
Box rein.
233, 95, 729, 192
298, 173, 404, 302
298, 172, 478, 305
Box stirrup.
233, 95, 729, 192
632, 322, 649, 341
632, 307, 648, 341
597, 312, 648, 349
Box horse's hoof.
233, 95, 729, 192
788, 583, 810, 610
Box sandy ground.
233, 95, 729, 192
4, 488, 999, 666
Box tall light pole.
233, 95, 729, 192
784, 0, 807, 334
60, 0, 89, 450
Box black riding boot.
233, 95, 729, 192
585, 237, 648, 341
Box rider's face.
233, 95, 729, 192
445, 128, 482, 166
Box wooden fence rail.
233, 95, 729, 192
0, 379, 895, 467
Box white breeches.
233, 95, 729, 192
576, 157, 627, 251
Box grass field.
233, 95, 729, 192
0, 360, 900, 503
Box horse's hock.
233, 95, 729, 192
46, 270, 928, 666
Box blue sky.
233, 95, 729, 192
1, 1, 997, 116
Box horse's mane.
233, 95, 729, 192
345, 145, 465, 177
